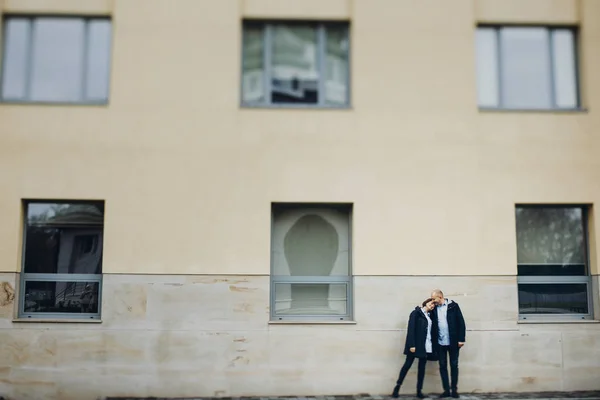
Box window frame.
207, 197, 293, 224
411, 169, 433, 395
515, 204, 593, 321
19, 200, 104, 320
476, 25, 581, 111
240, 21, 351, 109
0, 14, 112, 105
270, 203, 353, 322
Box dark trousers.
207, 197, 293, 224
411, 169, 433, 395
395, 354, 427, 391
438, 345, 460, 392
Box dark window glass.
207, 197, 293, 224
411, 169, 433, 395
23, 281, 100, 314
518, 283, 588, 314
24, 203, 104, 274
517, 264, 586, 276
21, 202, 103, 318
516, 207, 586, 274
515, 206, 591, 318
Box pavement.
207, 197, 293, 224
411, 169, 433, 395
106, 392, 600, 400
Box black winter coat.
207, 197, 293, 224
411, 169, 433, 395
403, 307, 437, 359
431, 300, 466, 350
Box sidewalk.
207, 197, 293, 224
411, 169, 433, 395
107, 392, 600, 400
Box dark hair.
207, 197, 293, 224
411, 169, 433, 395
422, 297, 434, 307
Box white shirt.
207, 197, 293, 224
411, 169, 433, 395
421, 307, 433, 353
437, 300, 450, 346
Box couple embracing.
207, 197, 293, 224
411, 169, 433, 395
391, 289, 466, 399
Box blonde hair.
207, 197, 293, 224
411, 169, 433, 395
431, 289, 444, 297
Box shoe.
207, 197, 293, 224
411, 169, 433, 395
416, 391, 426, 399
439, 392, 450, 398
451, 391, 460, 398
391, 385, 400, 398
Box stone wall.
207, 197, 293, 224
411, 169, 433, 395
1, 273, 599, 399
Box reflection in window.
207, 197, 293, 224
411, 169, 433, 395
241, 24, 265, 104
274, 283, 348, 316
516, 207, 586, 272
515, 206, 591, 319
324, 25, 349, 106
476, 26, 579, 109
242, 22, 349, 107
271, 204, 352, 320
1, 17, 112, 103
272, 25, 319, 104
24, 281, 100, 314
283, 214, 340, 276
518, 284, 588, 315
21, 201, 104, 319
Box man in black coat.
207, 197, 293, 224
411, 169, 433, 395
430, 289, 466, 399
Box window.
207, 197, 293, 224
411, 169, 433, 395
20, 201, 104, 319
271, 203, 352, 321
476, 26, 579, 110
515, 206, 592, 320
1, 16, 112, 104
242, 22, 350, 107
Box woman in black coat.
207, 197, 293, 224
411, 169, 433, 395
391, 298, 438, 399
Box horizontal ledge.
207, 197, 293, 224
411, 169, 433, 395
240, 104, 352, 111
517, 277, 591, 283
518, 319, 599, 325
269, 320, 356, 325
12, 318, 102, 323
2, 0, 112, 15
23, 273, 102, 281
479, 107, 587, 114
108, 273, 515, 276
0, 101, 108, 107
272, 277, 350, 283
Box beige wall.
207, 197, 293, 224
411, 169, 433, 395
1, 1, 600, 397
476, 0, 580, 24
1, 0, 599, 276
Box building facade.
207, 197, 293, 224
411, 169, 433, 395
1, 0, 600, 399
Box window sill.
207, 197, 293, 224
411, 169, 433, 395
269, 320, 356, 325
12, 318, 102, 324
518, 319, 599, 324
479, 107, 587, 114
241, 103, 352, 111
1, 100, 108, 107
